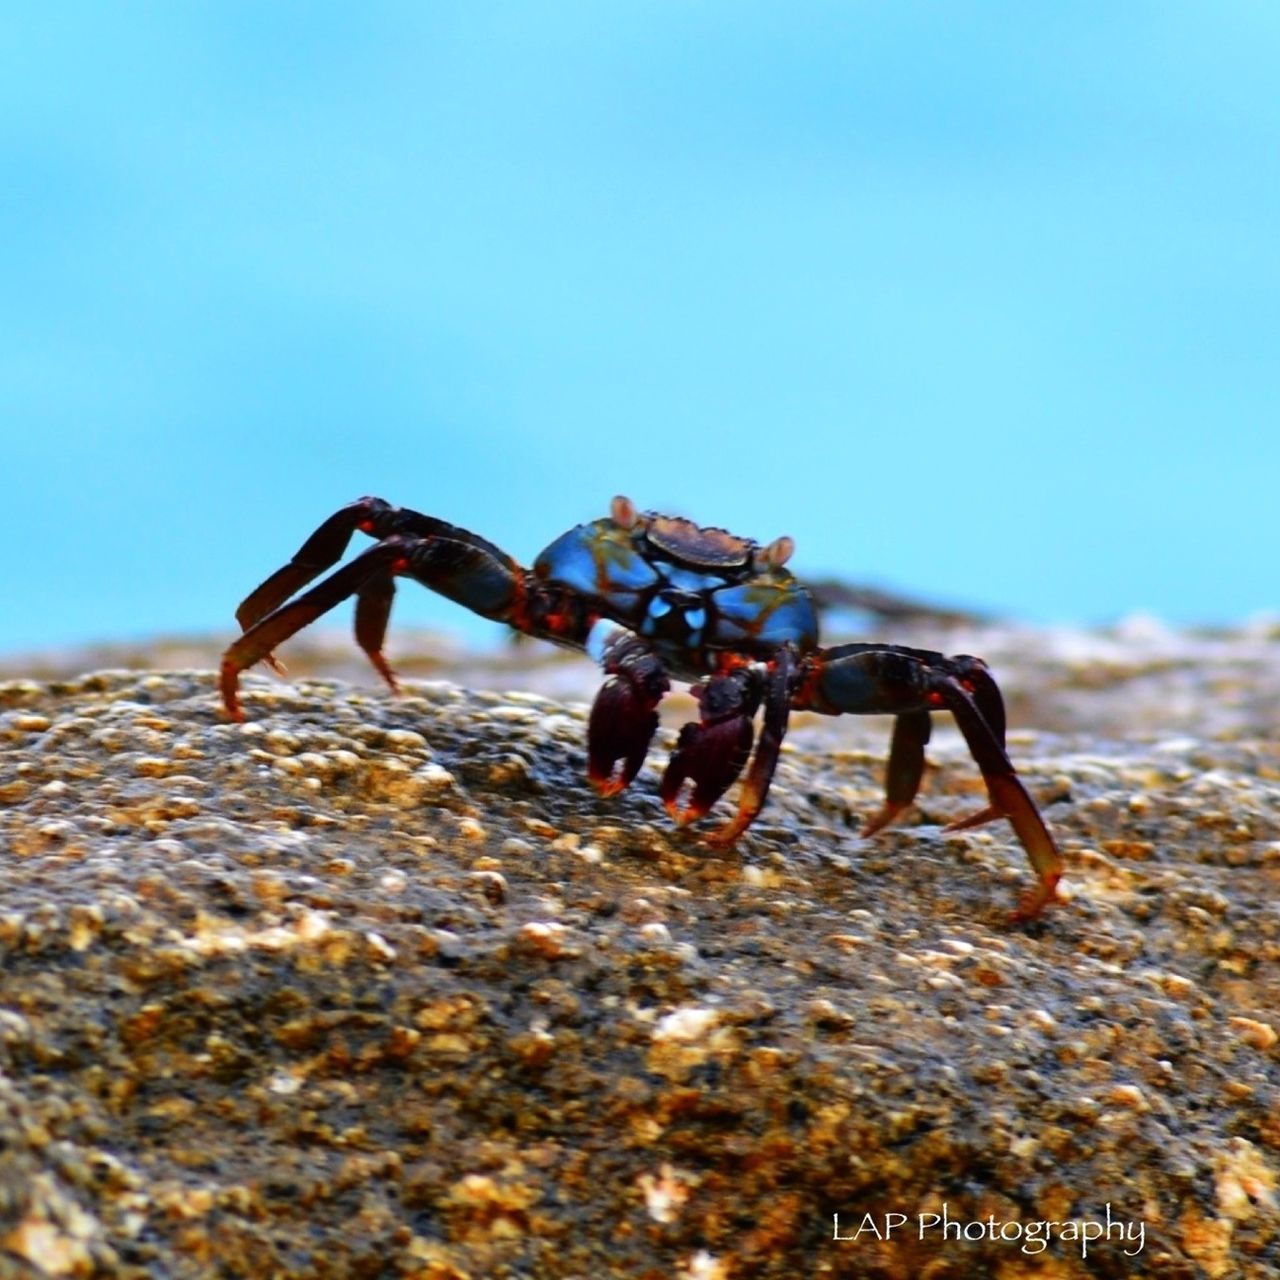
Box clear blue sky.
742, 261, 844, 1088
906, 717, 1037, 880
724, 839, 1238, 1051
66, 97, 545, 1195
3, 3, 1277, 653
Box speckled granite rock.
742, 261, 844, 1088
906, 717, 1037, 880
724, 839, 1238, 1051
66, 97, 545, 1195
1, 627, 1279, 1278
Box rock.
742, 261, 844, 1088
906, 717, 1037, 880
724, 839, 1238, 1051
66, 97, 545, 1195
0, 631, 1278, 1278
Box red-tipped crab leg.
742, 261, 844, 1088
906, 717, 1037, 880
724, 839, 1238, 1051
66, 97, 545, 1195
860, 709, 932, 838
232, 498, 515, 673
221, 527, 527, 720
795, 643, 1062, 919
234, 499, 391, 634
704, 651, 795, 846
941, 682, 1061, 920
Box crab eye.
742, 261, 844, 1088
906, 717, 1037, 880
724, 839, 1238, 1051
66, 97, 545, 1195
761, 535, 794, 568
610, 495, 639, 528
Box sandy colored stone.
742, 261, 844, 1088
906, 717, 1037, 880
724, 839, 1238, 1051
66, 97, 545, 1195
0, 623, 1278, 1277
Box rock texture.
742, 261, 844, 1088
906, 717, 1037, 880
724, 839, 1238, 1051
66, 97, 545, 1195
1, 622, 1279, 1278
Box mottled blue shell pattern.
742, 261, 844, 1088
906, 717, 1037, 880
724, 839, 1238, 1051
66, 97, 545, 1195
533, 515, 818, 670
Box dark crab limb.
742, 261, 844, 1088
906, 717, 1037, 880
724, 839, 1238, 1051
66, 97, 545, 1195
934, 654, 1010, 833
863, 654, 1011, 836
705, 650, 796, 845
221, 520, 531, 720
587, 632, 670, 797
860, 708, 932, 838
796, 643, 1062, 919
235, 498, 395, 634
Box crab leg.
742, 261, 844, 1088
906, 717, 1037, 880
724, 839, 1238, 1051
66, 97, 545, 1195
861, 709, 932, 837
796, 643, 1062, 918
353, 570, 399, 693
221, 531, 525, 719
864, 651, 1014, 836
237, 498, 428, 628
236, 499, 381, 634
234, 498, 518, 663
941, 679, 1061, 919
705, 651, 795, 845
929, 656, 1014, 832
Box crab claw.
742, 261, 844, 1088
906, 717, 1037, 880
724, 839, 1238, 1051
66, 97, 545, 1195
587, 674, 661, 797
660, 712, 754, 826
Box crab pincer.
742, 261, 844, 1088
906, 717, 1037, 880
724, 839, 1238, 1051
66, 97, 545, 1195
585, 629, 669, 797
660, 693, 755, 825
587, 674, 663, 797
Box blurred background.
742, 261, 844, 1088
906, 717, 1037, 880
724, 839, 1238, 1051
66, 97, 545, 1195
2, 2, 1278, 658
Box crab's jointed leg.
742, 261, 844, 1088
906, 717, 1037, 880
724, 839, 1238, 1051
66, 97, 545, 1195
795, 643, 1062, 919
221, 500, 588, 720
704, 649, 795, 845
234, 497, 492, 630
860, 708, 932, 838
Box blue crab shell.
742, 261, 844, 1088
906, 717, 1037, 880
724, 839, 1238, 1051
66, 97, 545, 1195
533, 515, 818, 673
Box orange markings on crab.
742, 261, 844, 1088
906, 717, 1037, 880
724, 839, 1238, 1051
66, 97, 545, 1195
663, 791, 711, 827
789, 663, 826, 712
704, 782, 767, 846
358, 519, 375, 533
928, 690, 946, 708
392, 556, 410, 574
590, 773, 629, 799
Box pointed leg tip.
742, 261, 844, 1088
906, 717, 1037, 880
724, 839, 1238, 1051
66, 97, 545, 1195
942, 804, 1002, 833
367, 652, 400, 695
219, 660, 245, 721
1010, 874, 1062, 923
589, 774, 627, 799
861, 802, 906, 839
705, 819, 749, 847
663, 797, 706, 827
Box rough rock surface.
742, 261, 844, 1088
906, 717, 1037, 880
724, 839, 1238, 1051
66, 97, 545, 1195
2, 622, 1280, 1278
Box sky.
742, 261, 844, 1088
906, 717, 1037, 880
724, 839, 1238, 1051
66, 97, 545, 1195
2, 3, 1278, 655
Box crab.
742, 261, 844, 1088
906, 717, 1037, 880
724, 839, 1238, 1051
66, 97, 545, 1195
221, 495, 1063, 918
